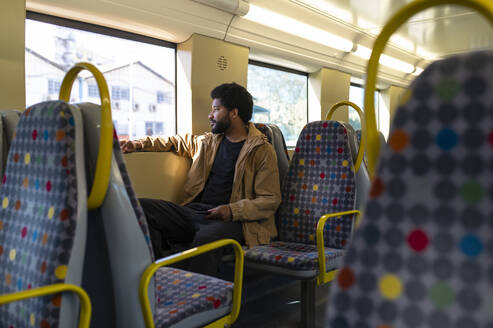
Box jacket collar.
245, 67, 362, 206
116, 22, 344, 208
209, 122, 267, 148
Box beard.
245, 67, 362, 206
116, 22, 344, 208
211, 117, 231, 134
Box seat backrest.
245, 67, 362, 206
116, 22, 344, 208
346, 126, 371, 214
268, 123, 290, 181
278, 121, 357, 248
268, 124, 290, 161
253, 123, 273, 143
78, 103, 154, 328
0, 110, 21, 177
0, 101, 87, 328
326, 51, 493, 326
254, 123, 290, 188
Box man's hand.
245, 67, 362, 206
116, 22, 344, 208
119, 140, 141, 153
206, 205, 232, 221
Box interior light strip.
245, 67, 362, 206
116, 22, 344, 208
244, 4, 353, 52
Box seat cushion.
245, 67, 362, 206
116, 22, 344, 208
244, 241, 345, 272
154, 267, 233, 327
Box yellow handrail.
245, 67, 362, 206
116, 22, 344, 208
139, 239, 244, 328
364, 0, 493, 178
325, 101, 366, 173
316, 209, 360, 285
0, 283, 92, 328
59, 62, 113, 209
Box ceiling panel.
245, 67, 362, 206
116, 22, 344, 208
297, 0, 493, 58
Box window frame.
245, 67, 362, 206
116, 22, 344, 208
26, 11, 178, 134
349, 82, 382, 130
247, 60, 309, 148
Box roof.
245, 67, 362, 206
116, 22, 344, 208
25, 48, 65, 71
84, 61, 174, 86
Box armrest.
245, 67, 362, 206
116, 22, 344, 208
0, 283, 91, 328
139, 239, 244, 328
316, 210, 361, 284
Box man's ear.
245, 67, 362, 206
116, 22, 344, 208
230, 108, 239, 119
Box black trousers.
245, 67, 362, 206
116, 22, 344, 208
139, 198, 243, 276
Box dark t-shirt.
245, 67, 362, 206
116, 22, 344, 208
199, 137, 245, 206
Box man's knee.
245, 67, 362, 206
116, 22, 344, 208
192, 231, 215, 246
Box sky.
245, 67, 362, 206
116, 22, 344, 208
25, 19, 175, 81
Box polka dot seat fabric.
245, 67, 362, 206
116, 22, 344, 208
326, 51, 493, 327
154, 267, 233, 327
245, 121, 357, 276
0, 101, 86, 328
253, 123, 273, 144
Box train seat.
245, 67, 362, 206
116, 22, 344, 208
345, 125, 370, 218
253, 123, 290, 186
0, 110, 21, 177
78, 103, 243, 328
326, 50, 493, 327
244, 121, 360, 328
0, 101, 89, 327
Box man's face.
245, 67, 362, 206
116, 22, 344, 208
209, 98, 231, 134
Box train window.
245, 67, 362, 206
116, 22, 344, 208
348, 83, 389, 139
247, 60, 308, 147
25, 13, 176, 140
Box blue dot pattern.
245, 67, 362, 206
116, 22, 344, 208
325, 51, 493, 327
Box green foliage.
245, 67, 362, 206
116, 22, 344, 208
248, 65, 308, 146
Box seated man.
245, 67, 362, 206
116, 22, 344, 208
121, 82, 281, 275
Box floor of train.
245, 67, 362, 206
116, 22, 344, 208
226, 267, 331, 328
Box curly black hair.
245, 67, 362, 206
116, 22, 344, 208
210, 82, 253, 124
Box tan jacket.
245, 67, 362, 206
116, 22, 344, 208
137, 123, 282, 247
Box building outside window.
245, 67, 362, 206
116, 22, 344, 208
247, 61, 308, 147
25, 15, 176, 139
47, 79, 61, 94
87, 84, 98, 97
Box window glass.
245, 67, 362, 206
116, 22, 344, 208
25, 18, 176, 140
247, 63, 308, 147
348, 84, 387, 139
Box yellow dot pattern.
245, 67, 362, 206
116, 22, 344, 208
2, 197, 8, 208
191, 293, 201, 298
55, 265, 67, 280
316, 134, 321, 140
379, 274, 402, 300
342, 160, 349, 167
30, 313, 35, 326
9, 249, 16, 261
294, 208, 299, 214
24, 153, 31, 165
48, 207, 55, 219
313, 185, 319, 191
299, 159, 305, 165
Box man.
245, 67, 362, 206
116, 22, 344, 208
121, 82, 281, 275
